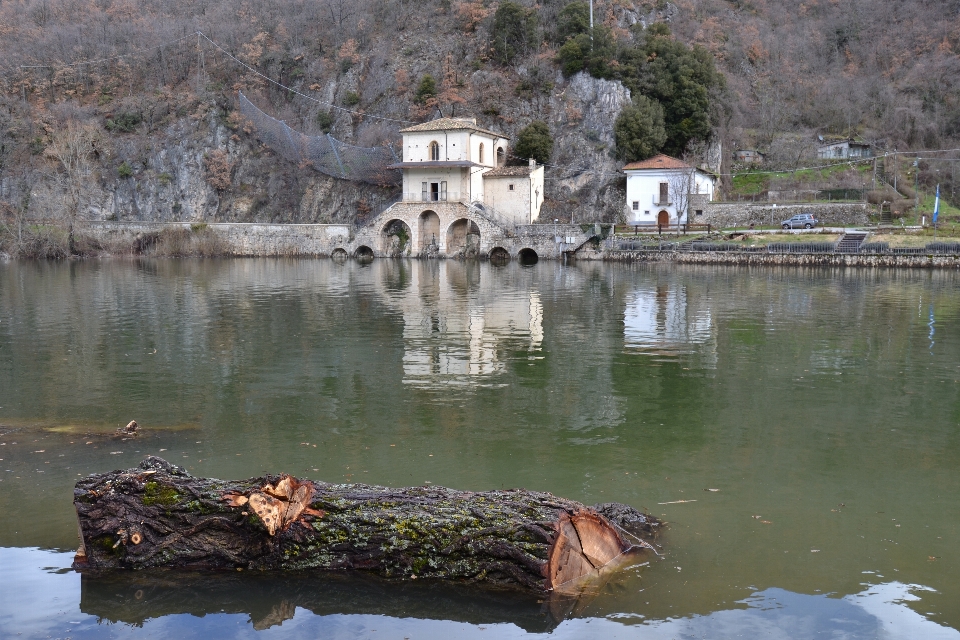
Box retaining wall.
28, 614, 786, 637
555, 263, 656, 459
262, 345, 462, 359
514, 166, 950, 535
78, 221, 353, 256
698, 202, 870, 228
604, 250, 960, 268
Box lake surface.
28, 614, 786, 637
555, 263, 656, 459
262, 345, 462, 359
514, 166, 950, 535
1, 258, 958, 639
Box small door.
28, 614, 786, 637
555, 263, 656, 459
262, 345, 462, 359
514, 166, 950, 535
657, 210, 670, 226
430, 182, 440, 201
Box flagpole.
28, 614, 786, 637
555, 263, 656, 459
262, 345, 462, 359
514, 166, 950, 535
932, 184, 940, 240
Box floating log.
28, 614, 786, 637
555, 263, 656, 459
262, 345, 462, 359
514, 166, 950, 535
74, 457, 660, 592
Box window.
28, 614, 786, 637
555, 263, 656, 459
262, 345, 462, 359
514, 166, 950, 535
632, 201, 639, 211
479, 143, 485, 164
658, 182, 669, 204
496, 147, 505, 167
695, 209, 703, 216
429, 141, 440, 161
509, 184, 514, 191
644, 210, 650, 216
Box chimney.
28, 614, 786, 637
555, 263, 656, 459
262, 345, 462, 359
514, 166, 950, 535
529, 157, 536, 167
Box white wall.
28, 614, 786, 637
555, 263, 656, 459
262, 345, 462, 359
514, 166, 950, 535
483, 166, 544, 225
625, 169, 716, 225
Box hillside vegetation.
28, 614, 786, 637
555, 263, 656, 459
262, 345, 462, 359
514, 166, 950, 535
0, 0, 958, 247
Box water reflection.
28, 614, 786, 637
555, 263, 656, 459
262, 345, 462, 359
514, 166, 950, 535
623, 283, 713, 355
377, 262, 544, 388
3, 548, 958, 640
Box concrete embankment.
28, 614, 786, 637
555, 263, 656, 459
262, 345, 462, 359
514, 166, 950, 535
603, 250, 960, 269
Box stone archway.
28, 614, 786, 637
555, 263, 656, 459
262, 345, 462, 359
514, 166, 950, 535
518, 248, 539, 265
446, 218, 481, 257
382, 219, 413, 257
657, 210, 670, 226
354, 245, 374, 262
331, 247, 348, 261
489, 247, 510, 264
419, 210, 440, 253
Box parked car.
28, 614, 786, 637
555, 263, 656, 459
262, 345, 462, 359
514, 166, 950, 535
781, 213, 818, 229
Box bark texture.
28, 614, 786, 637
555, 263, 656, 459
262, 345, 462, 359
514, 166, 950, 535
74, 457, 660, 592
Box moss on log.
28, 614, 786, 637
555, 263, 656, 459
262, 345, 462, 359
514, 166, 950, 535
74, 457, 660, 592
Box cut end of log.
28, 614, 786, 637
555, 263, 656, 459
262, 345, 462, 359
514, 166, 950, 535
546, 510, 630, 592
222, 475, 321, 536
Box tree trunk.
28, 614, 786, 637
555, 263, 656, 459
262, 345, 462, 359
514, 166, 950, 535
74, 457, 660, 592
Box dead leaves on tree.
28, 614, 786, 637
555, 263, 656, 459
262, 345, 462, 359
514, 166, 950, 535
222, 475, 324, 536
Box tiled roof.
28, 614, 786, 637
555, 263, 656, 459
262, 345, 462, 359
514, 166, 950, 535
622, 154, 691, 171
400, 117, 507, 139
484, 165, 537, 177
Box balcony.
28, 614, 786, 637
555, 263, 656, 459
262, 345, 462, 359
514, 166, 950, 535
403, 192, 466, 203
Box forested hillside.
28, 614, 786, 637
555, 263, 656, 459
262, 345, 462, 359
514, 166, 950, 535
1, 0, 958, 246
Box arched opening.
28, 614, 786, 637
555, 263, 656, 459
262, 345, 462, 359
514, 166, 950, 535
496, 146, 505, 167
429, 141, 440, 161
382, 219, 412, 257
657, 210, 670, 226
331, 247, 348, 261
446, 218, 481, 257
489, 247, 510, 264
479, 143, 485, 164
518, 248, 538, 265
419, 210, 440, 253
354, 245, 374, 262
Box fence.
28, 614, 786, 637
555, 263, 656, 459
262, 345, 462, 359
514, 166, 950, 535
238, 92, 401, 186
614, 241, 960, 255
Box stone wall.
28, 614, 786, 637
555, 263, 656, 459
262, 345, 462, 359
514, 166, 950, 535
603, 250, 960, 269
696, 202, 871, 228
78, 221, 353, 257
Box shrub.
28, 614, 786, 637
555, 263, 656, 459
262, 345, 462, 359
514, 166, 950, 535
343, 91, 361, 106
118, 161, 134, 178
415, 74, 437, 105
105, 112, 142, 133
316, 110, 334, 133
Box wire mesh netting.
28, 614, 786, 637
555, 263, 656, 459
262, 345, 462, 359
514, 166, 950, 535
238, 92, 401, 186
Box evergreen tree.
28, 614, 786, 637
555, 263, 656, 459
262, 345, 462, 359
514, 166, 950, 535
614, 96, 668, 162
514, 121, 553, 164
491, 1, 537, 64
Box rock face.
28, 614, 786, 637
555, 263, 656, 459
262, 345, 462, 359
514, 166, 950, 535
543, 72, 633, 223
21, 71, 635, 228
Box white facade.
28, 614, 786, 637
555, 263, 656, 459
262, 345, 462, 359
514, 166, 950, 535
391, 117, 545, 224
623, 155, 718, 226
483, 163, 545, 225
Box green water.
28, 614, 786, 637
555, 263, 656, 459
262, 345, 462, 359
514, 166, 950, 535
1, 258, 958, 638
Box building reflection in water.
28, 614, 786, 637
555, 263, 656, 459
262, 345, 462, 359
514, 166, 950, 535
623, 282, 714, 359
378, 262, 543, 388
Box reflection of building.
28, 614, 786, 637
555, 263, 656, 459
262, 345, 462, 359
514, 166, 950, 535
624, 283, 713, 353
377, 263, 544, 388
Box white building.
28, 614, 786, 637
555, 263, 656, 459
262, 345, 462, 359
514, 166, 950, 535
623, 154, 718, 226
389, 117, 545, 225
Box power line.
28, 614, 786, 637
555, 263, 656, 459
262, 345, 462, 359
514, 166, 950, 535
18, 32, 199, 69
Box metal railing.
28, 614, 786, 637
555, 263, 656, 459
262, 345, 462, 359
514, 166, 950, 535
464, 201, 517, 235
402, 192, 467, 203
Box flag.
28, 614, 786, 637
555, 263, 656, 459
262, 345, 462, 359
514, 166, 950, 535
933, 184, 940, 224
